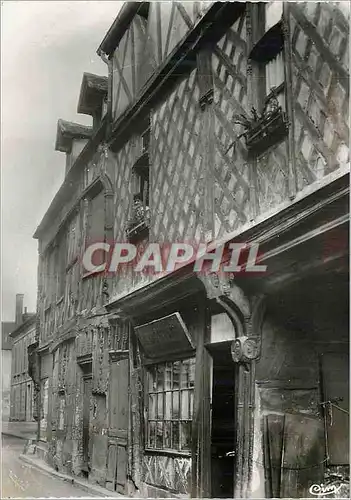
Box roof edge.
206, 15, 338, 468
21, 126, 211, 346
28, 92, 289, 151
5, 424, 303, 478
55, 119, 93, 153
9, 314, 37, 338
77, 72, 108, 116
97, 2, 143, 57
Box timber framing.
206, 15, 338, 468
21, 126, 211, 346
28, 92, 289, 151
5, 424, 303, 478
104, 2, 246, 152
106, 171, 349, 316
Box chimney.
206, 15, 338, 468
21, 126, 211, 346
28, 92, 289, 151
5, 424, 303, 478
15, 294, 24, 325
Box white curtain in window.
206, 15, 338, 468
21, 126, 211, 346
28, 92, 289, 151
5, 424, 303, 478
265, 52, 284, 95
265, 1, 283, 32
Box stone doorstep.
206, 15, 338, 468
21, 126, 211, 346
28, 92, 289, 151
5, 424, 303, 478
19, 454, 122, 498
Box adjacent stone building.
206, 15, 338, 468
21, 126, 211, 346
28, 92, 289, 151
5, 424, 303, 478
33, 2, 349, 498
9, 294, 36, 422
1, 320, 15, 422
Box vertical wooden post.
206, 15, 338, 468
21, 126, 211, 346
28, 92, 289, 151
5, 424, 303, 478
197, 49, 215, 243
283, 2, 297, 199
246, 5, 259, 221
191, 297, 211, 497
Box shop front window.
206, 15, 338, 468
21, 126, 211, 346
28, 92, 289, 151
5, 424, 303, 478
146, 358, 195, 452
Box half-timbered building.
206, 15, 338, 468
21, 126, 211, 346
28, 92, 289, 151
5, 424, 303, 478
33, 2, 349, 498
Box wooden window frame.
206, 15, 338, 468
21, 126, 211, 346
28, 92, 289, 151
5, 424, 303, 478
145, 357, 195, 455
126, 126, 151, 243
246, 3, 288, 157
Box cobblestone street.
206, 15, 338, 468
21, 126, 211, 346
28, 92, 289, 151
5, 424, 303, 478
1, 435, 94, 498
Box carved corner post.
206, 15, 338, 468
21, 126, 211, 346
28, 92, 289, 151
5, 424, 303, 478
127, 319, 144, 494
198, 274, 266, 499
191, 296, 212, 498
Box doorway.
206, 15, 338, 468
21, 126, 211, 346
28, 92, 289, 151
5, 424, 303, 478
106, 357, 129, 493
26, 383, 32, 421
209, 343, 236, 498
82, 374, 92, 476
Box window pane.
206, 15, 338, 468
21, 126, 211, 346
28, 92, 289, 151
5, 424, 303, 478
172, 421, 179, 450
157, 365, 164, 392
173, 361, 180, 389
173, 391, 180, 419
164, 421, 172, 449
181, 390, 189, 420
148, 421, 156, 448
149, 394, 156, 419
165, 363, 172, 390
180, 421, 192, 450
157, 393, 164, 419
189, 359, 195, 388
180, 361, 189, 388
165, 392, 172, 419
156, 421, 163, 448
189, 390, 194, 419
149, 369, 156, 392
265, 52, 284, 95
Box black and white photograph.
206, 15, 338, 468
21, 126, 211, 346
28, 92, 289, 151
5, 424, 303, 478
1, 1, 349, 498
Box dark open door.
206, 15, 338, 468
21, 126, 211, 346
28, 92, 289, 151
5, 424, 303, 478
106, 356, 129, 493
209, 343, 236, 498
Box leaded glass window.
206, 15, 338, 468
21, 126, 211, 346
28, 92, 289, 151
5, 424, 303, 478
146, 358, 195, 452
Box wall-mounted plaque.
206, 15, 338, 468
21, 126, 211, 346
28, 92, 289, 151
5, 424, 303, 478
134, 312, 194, 359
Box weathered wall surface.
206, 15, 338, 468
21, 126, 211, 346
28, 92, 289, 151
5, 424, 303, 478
36, 2, 349, 496
10, 325, 36, 422
2, 350, 12, 421
290, 2, 349, 190
252, 284, 349, 498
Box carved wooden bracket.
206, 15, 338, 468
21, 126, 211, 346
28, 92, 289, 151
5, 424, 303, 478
197, 273, 266, 362
198, 272, 266, 497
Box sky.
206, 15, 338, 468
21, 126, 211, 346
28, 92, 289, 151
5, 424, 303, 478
1, 1, 123, 321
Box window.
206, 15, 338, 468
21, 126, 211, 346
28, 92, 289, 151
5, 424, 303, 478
132, 126, 150, 206
44, 247, 56, 304
132, 169, 149, 207
264, 52, 285, 110
86, 189, 105, 267
146, 358, 195, 452
126, 126, 150, 242
66, 214, 79, 269
56, 235, 66, 299
246, 1, 287, 156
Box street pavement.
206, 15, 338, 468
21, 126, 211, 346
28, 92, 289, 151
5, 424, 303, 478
1, 435, 94, 498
